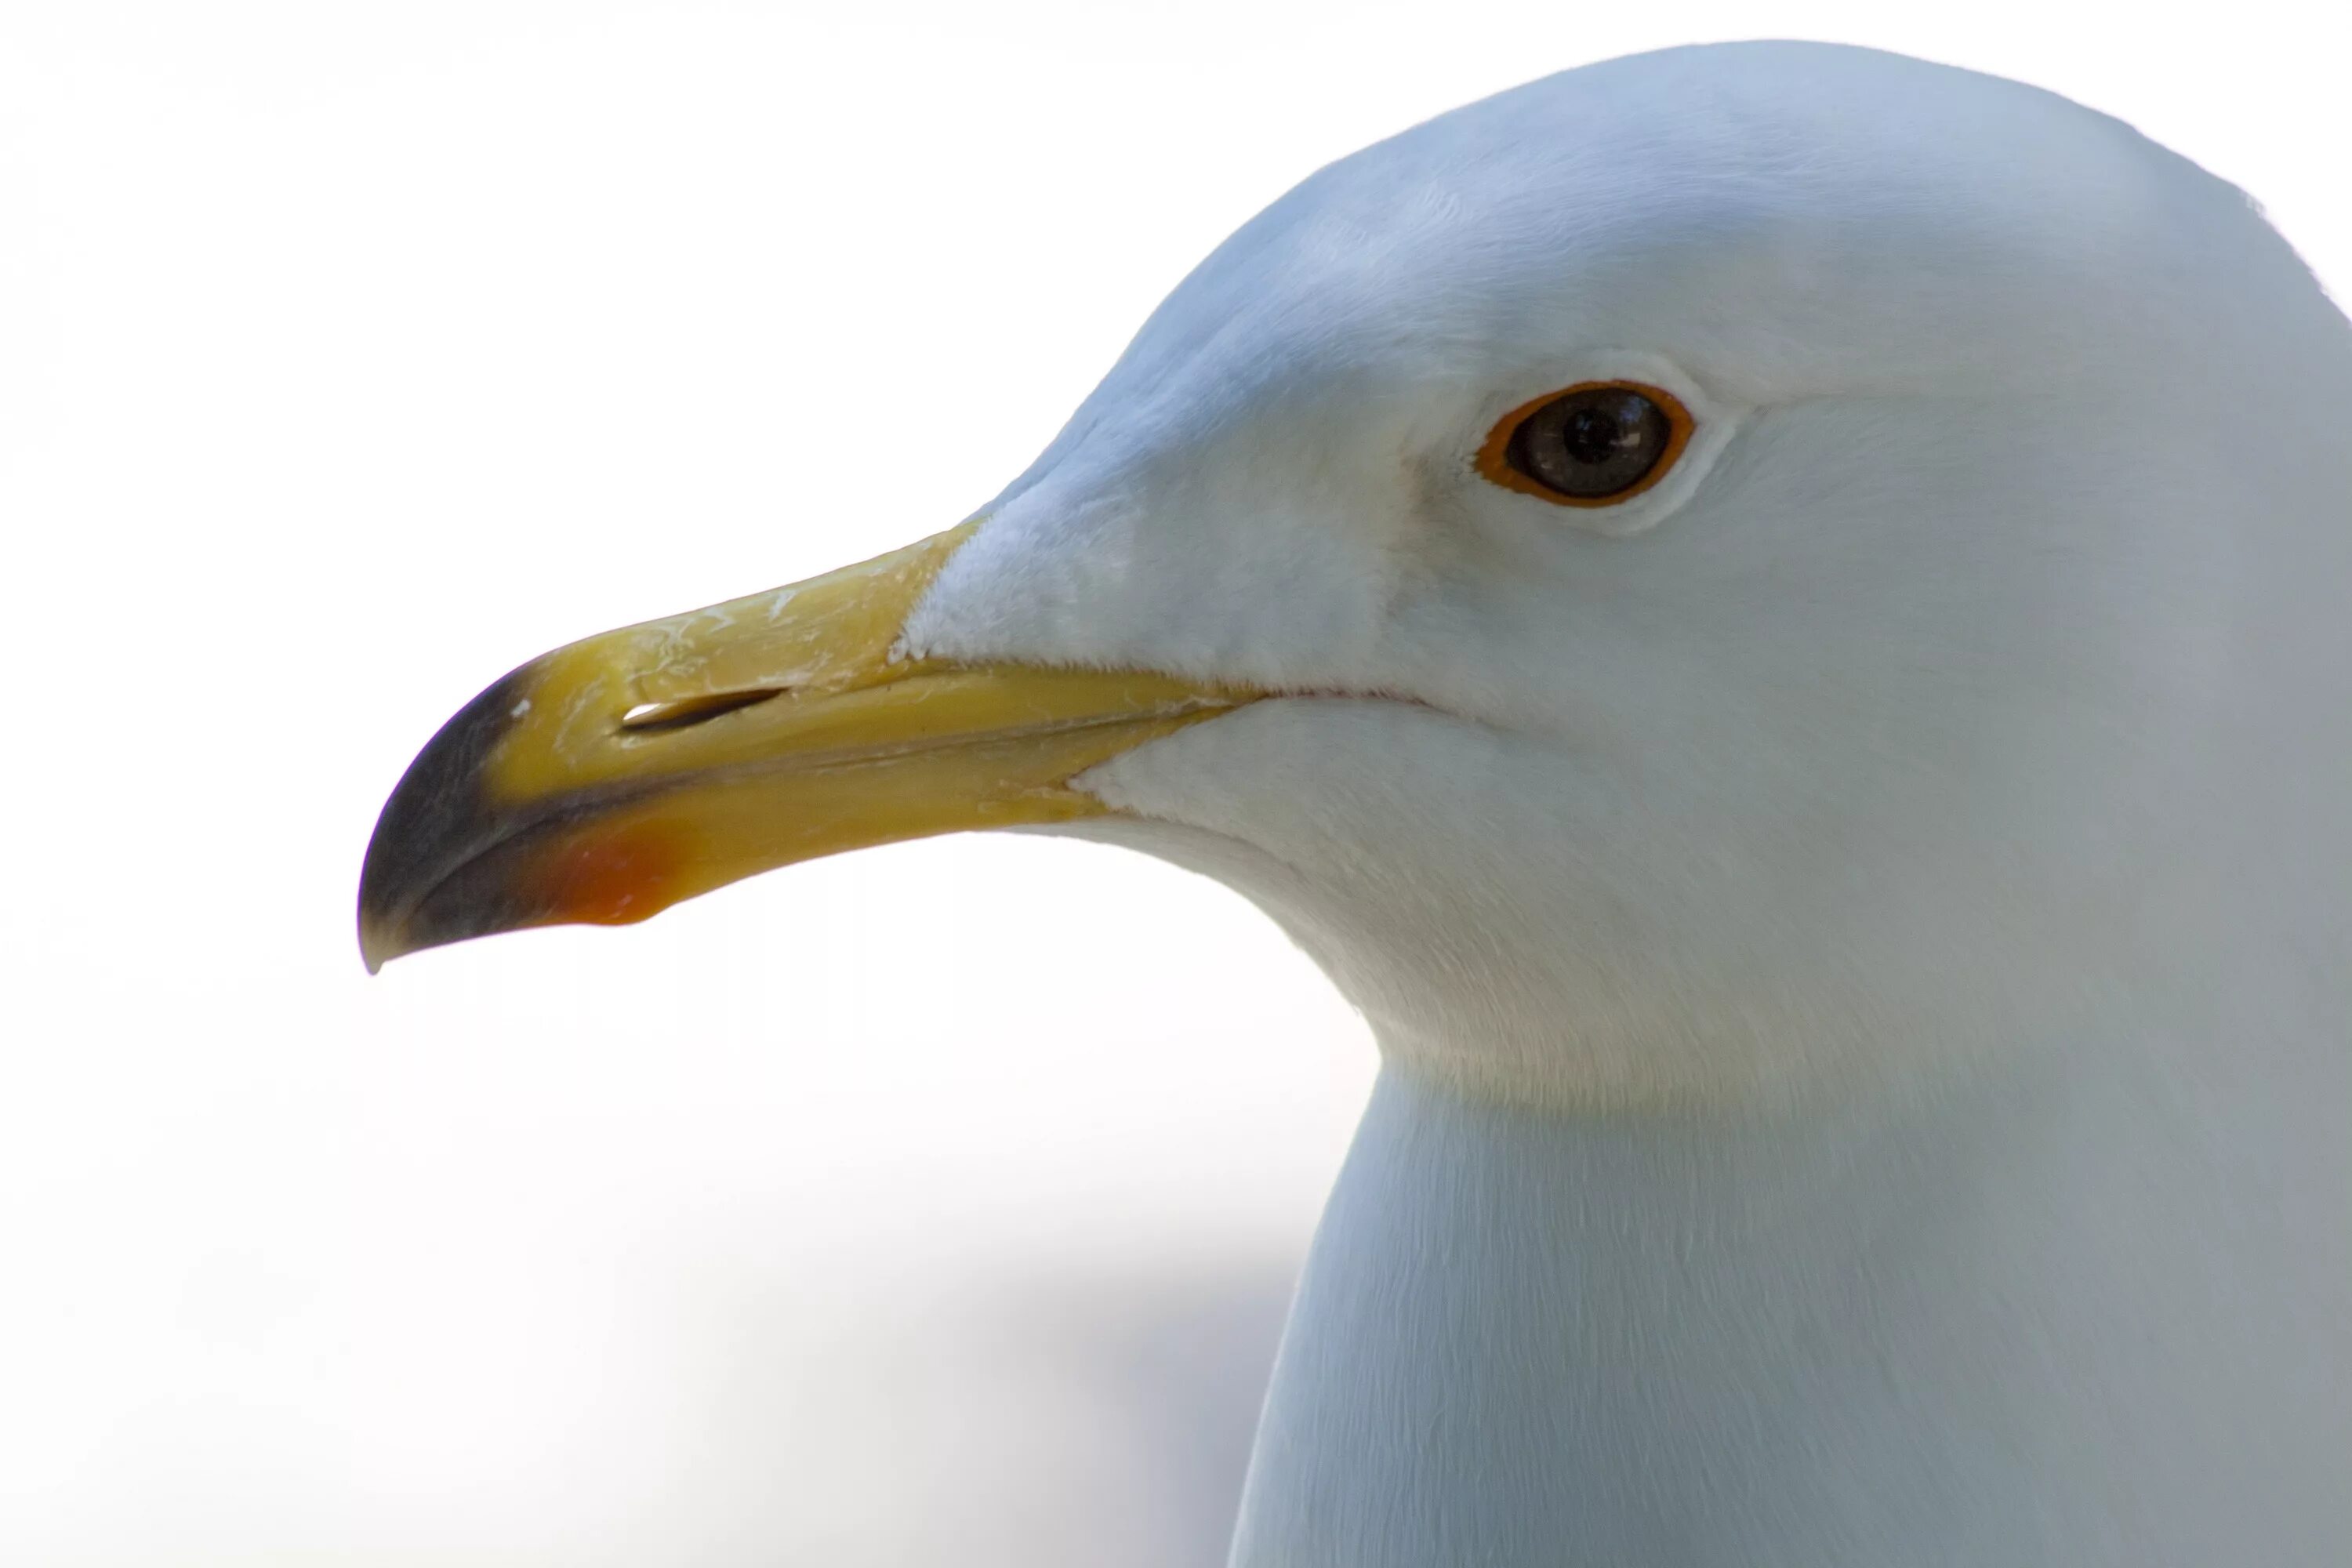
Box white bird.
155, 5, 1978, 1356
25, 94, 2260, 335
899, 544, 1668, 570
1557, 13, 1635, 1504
360, 41, 2352, 1566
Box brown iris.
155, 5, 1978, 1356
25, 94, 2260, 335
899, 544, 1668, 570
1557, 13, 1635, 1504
1475, 381, 1694, 507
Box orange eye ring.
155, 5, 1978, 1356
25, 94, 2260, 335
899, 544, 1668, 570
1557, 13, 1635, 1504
1475, 380, 1696, 507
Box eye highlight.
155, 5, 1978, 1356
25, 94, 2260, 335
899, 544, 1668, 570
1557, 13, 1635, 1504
1476, 381, 1694, 506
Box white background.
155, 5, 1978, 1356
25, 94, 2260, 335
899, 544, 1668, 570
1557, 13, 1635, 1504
3, 2, 2344, 1562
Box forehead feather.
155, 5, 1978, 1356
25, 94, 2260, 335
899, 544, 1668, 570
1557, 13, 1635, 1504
1071, 42, 2255, 430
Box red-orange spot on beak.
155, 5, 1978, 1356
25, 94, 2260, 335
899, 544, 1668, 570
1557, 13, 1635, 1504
532, 820, 691, 927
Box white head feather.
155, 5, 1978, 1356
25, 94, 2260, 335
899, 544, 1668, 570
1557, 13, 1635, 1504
902, 40, 2352, 1110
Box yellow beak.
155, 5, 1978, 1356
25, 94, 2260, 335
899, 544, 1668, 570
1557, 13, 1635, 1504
358, 521, 1251, 971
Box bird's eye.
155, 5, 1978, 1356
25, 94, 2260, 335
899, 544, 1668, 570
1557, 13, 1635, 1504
1476, 382, 1694, 506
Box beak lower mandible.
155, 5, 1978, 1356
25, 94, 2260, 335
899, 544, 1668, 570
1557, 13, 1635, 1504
357, 521, 1250, 971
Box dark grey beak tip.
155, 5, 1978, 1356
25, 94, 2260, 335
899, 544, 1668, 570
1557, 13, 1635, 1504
357, 664, 541, 974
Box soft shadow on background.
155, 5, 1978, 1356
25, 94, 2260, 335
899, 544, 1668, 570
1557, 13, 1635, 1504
667, 1257, 1299, 1565
2, 2, 2344, 1563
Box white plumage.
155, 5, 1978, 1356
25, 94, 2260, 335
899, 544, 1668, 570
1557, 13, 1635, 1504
354, 37, 2352, 1565
896, 41, 2352, 1564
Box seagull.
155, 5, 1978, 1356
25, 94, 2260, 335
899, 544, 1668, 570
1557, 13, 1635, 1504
358, 40, 2352, 1566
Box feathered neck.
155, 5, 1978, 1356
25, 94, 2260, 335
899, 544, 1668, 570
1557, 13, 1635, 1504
1230, 1021, 2350, 1566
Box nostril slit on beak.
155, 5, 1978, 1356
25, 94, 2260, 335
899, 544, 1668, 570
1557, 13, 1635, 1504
619, 689, 782, 733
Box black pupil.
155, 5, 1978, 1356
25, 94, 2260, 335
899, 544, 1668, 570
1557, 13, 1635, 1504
1506, 387, 1671, 499
1562, 405, 1632, 465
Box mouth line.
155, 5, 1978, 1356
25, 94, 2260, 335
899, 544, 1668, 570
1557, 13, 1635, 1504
361, 676, 1464, 971
368, 696, 1240, 946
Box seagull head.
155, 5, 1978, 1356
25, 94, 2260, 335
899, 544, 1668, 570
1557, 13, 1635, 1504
361, 42, 2352, 1108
